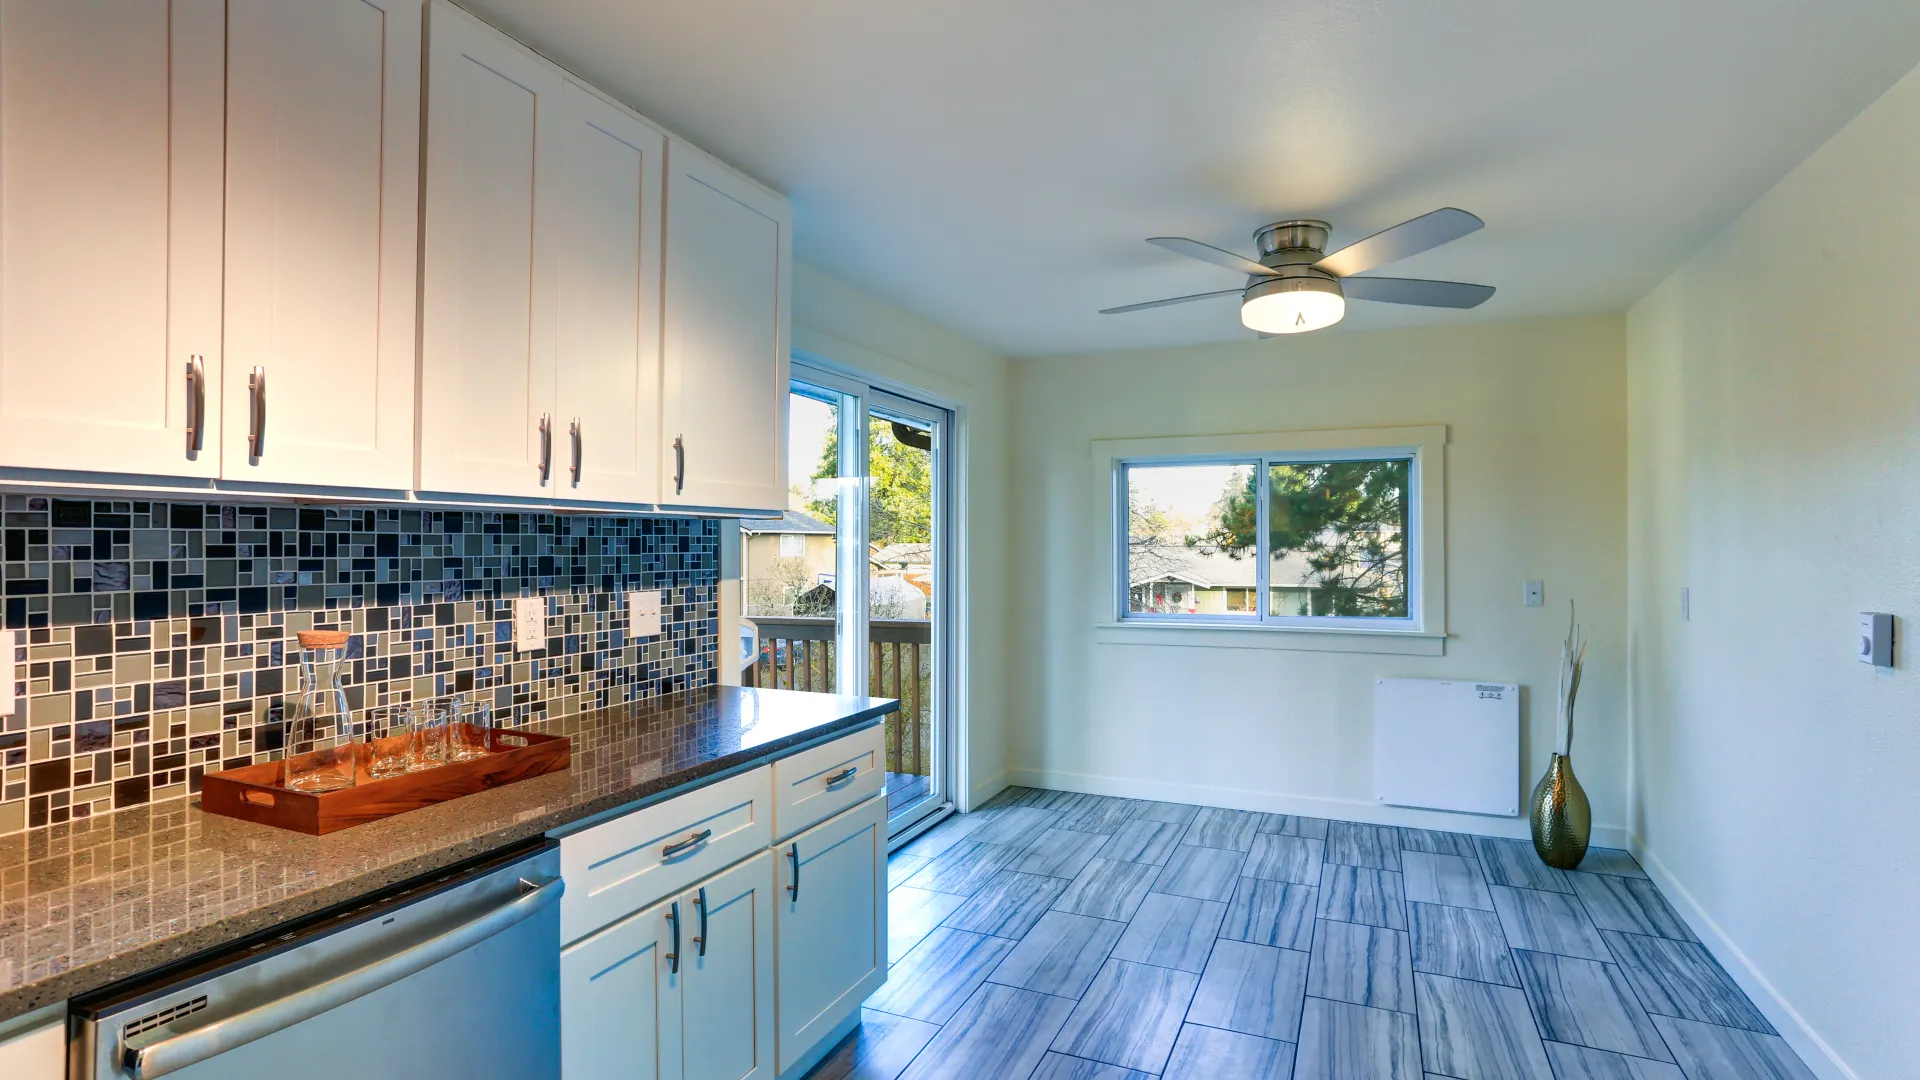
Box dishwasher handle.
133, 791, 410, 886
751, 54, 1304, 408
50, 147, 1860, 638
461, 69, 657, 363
123, 875, 565, 1080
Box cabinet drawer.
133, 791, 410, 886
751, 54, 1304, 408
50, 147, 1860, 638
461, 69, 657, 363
772, 725, 885, 841
560, 766, 772, 943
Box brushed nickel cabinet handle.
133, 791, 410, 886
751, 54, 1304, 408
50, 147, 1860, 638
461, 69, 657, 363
665, 900, 680, 974
692, 886, 708, 957
786, 843, 800, 901
824, 767, 858, 787
673, 434, 685, 495
247, 366, 267, 459
538, 414, 552, 484
185, 355, 206, 453
661, 828, 711, 859
569, 417, 582, 486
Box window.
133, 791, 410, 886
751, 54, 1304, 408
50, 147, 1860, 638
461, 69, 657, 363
778, 533, 807, 558
1121, 450, 1417, 628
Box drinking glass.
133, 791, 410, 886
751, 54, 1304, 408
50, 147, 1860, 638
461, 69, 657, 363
406, 700, 449, 772
366, 705, 411, 779
449, 695, 493, 762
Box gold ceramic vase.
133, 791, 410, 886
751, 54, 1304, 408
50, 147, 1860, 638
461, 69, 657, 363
1528, 752, 1591, 869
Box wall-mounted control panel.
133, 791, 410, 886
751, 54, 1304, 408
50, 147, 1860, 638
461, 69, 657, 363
1859, 612, 1894, 668
513, 596, 545, 652
628, 590, 663, 637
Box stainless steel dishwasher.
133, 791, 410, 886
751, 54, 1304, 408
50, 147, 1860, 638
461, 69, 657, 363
72, 839, 563, 1080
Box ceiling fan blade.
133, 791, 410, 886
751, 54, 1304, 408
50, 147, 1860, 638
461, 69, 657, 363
1099, 288, 1244, 315
1314, 208, 1483, 278
1146, 237, 1277, 277
1340, 276, 1495, 309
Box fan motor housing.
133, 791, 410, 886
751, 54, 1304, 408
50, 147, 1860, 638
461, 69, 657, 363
1253, 219, 1331, 263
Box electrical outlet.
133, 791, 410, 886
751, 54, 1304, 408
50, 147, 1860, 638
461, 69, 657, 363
1523, 581, 1544, 608
629, 590, 662, 637
513, 596, 545, 652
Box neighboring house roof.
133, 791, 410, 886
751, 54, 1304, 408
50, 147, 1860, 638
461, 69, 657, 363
870, 542, 933, 567
1127, 538, 1320, 590
740, 509, 835, 536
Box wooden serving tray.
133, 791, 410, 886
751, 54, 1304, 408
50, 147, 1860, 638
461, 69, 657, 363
201, 725, 570, 835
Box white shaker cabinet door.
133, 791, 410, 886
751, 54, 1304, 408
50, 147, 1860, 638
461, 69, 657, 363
562, 894, 684, 1080
0, 0, 224, 477
553, 81, 665, 506
773, 795, 887, 1074
659, 140, 789, 514
221, 0, 421, 489
418, 0, 564, 499
679, 851, 776, 1080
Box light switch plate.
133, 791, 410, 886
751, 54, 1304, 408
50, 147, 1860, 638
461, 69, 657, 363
1523, 581, 1544, 607
1859, 611, 1894, 667
0, 629, 14, 715
513, 597, 545, 652
628, 590, 663, 637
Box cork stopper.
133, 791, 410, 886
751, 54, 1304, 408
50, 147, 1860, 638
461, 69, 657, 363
297, 630, 350, 649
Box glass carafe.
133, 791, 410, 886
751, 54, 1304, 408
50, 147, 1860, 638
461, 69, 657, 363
288, 630, 358, 792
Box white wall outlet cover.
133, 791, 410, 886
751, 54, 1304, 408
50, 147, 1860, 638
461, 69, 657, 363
628, 590, 663, 637
1859, 611, 1894, 667
1523, 580, 1544, 607
513, 597, 545, 652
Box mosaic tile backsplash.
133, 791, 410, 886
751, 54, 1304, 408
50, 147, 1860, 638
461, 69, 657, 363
0, 496, 720, 836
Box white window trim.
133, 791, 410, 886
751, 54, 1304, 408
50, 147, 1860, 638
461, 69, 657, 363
1092, 424, 1447, 657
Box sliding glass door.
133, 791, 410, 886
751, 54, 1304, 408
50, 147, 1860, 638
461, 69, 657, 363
740, 366, 952, 836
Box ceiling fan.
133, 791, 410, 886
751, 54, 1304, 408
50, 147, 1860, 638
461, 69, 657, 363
1101, 207, 1495, 335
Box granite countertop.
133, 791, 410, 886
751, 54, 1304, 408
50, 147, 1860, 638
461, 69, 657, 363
0, 685, 896, 1023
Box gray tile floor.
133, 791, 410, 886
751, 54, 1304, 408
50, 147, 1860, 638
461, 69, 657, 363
807, 787, 1817, 1080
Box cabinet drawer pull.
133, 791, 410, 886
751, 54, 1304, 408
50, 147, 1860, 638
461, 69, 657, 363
824, 767, 858, 788
691, 886, 708, 957
665, 900, 680, 974
673, 434, 685, 495
247, 366, 267, 459
538, 414, 552, 484
569, 417, 582, 486
185, 355, 206, 453
661, 828, 711, 859
786, 843, 800, 902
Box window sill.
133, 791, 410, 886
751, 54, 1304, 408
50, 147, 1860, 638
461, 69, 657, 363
1094, 621, 1447, 656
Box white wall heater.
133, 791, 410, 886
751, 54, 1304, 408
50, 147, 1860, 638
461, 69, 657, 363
1373, 677, 1521, 817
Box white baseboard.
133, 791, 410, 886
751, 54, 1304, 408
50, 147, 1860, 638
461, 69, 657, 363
1629, 839, 1859, 1080
1007, 767, 1628, 849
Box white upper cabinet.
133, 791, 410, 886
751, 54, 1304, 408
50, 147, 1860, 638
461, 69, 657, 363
553, 80, 665, 506
418, 0, 562, 499
222, 0, 421, 490
0, 0, 225, 477
661, 140, 790, 514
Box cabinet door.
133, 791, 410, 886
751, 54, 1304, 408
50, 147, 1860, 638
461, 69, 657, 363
562, 894, 684, 1080
680, 851, 776, 1080
418, 0, 563, 499
222, 0, 421, 489
774, 795, 887, 1073
553, 80, 665, 506
660, 140, 789, 513
0, 0, 224, 477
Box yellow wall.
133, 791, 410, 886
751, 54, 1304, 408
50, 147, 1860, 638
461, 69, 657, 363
1009, 315, 1628, 839
1626, 61, 1920, 1080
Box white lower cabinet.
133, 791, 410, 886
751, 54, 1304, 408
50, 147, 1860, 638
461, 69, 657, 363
774, 796, 888, 1074
562, 893, 683, 1080
559, 733, 886, 1080
562, 851, 776, 1080
0, 1010, 63, 1080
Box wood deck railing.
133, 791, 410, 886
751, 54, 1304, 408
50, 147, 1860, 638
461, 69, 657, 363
741, 615, 932, 778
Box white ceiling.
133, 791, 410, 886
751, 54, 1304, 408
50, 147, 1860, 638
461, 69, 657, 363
464, 0, 1920, 357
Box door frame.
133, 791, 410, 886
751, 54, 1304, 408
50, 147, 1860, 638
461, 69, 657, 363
790, 357, 959, 840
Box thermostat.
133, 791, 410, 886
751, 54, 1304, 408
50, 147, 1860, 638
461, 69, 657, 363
1859, 612, 1894, 668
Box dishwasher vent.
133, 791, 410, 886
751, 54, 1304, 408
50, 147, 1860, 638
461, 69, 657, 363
124, 995, 208, 1038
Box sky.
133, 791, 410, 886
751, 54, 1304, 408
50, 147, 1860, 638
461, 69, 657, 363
1129, 463, 1247, 532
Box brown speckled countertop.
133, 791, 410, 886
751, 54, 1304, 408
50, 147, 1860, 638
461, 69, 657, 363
0, 686, 895, 1023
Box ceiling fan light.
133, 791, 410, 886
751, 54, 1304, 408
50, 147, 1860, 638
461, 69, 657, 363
1240, 275, 1346, 334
